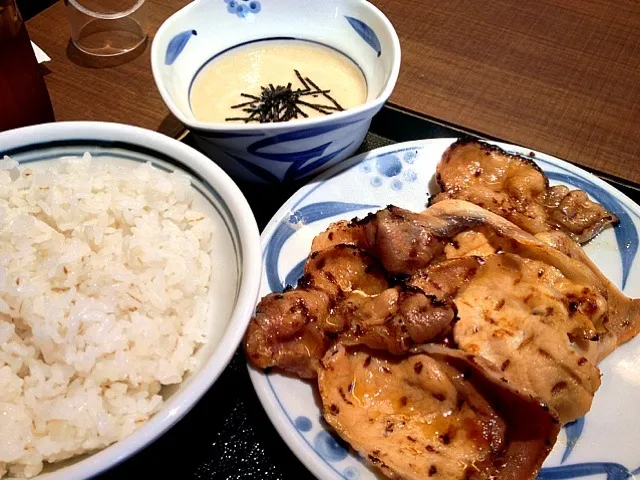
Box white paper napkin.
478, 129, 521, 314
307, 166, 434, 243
31, 41, 51, 63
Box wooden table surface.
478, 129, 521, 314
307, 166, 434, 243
28, 0, 640, 183
374, 0, 640, 183
26, 0, 189, 139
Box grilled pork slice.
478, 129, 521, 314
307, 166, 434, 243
245, 244, 389, 378
310, 205, 483, 275
417, 200, 640, 422
432, 139, 618, 243
451, 254, 604, 423
335, 285, 456, 355
408, 256, 485, 300
245, 244, 457, 378
536, 230, 640, 357
408, 253, 604, 423
425, 200, 640, 362
318, 345, 560, 480
248, 199, 638, 427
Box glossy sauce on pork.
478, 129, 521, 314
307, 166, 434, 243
318, 345, 560, 480
432, 140, 618, 243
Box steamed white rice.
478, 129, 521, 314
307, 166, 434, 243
0, 154, 215, 478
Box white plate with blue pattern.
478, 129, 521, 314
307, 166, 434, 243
248, 138, 640, 480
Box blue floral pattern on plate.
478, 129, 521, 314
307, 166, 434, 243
251, 139, 640, 480
360, 149, 420, 190
224, 0, 262, 18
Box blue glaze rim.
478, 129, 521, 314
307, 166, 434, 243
186, 37, 369, 116
256, 140, 640, 480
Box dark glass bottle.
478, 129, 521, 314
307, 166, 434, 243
0, 0, 55, 132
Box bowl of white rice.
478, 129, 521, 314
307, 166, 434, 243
0, 122, 262, 479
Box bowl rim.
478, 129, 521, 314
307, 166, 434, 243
0, 121, 263, 480
150, 0, 401, 132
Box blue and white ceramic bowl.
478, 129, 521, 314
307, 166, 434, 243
0, 122, 262, 479
250, 139, 640, 480
151, 0, 401, 184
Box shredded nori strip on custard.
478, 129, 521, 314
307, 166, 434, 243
226, 70, 345, 123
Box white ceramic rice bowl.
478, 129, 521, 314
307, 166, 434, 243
0, 122, 262, 479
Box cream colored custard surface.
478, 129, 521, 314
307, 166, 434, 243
190, 39, 367, 123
